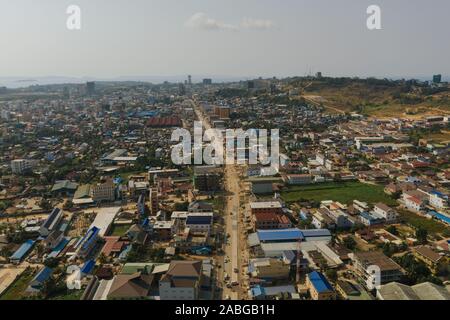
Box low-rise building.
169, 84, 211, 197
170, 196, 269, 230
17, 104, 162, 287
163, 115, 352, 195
352, 251, 404, 289
336, 280, 373, 300
9, 239, 35, 264
373, 203, 397, 223
306, 271, 336, 300
377, 281, 450, 300
39, 208, 64, 237
253, 212, 292, 230
159, 260, 202, 300
250, 201, 283, 215
413, 246, 446, 274
185, 212, 214, 235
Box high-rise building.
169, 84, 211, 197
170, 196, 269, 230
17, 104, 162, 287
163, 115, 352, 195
218, 107, 230, 119
188, 75, 192, 85
92, 179, 115, 202
202, 78, 212, 85
433, 74, 442, 83
86, 81, 96, 95
149, 187, 159, 215
11, 159, 31, 175
179, 83, 186, 95
193, 166, 222, 192
1, 109, 10, 120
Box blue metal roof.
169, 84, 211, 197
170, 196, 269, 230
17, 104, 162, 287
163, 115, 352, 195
257, 228, 303, 242
308, 271, 334, 293
33, 266, 53, 284
360, 211, 375, 220
431, 190, 448, 199
142, 218, 150, 227
186, 216, 213, 225
81, 260, 96, 274
48, 237, 70, 259
75, 226, 100, 251
250, 285, 264, 297
10, 239, 35, 261
428, 211, 450, 224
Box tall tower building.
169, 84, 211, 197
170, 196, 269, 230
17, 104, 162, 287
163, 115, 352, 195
149, 187, 159, 215
86, 81, 95, 96
188, 75, 192, 85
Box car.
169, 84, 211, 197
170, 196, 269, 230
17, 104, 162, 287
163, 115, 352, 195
233, 268, 239, 273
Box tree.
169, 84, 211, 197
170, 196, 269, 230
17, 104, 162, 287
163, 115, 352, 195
36, 243, 46, 257
343, 236, 357, 250
416, 228, 428, 244
44, 257, 60, 268
63, 200, 73, 210
98, 252, 108, 264
39, 198, 52, 211
0, 245, 12, 258
325, 269, 338, 283
381, 243, 398, 257
174, 201, 189, 211
386, 225, 398, 236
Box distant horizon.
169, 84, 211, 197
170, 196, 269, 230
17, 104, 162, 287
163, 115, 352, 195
1, 73, 447, 89
1, 1, 450, 84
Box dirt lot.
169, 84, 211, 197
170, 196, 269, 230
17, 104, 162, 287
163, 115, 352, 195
0, 266, 26, 296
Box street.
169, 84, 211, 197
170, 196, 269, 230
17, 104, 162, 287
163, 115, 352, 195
193, 102, 246, 300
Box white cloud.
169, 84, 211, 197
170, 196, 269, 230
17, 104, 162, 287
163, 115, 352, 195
241, 18, 275, 29
185, 13, 274, 31
185, 12, 238, 31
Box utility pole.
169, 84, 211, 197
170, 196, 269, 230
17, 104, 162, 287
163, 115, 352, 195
296, 238, 302, 283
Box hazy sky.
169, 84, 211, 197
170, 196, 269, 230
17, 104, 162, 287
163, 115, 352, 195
1, 0, 449, 80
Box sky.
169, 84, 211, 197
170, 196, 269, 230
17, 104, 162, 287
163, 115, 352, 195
0, 0, 449, 82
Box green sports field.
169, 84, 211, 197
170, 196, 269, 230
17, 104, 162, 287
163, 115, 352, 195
281, 181, 397, 206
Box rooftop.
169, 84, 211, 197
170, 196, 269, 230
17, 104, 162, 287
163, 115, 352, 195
308, 271, 334, 293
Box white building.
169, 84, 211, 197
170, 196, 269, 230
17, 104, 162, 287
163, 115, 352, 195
159, 261, 202, 300
405, 197, 426, 212
185, 212, 214, 234
429, 192, 449, 210
11, 159, 31, 174
373, 203, 398, 223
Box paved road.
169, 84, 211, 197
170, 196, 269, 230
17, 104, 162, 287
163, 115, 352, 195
193, 102, 243, 300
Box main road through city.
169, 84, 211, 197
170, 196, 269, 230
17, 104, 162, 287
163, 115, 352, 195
192, 101, 243, 300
